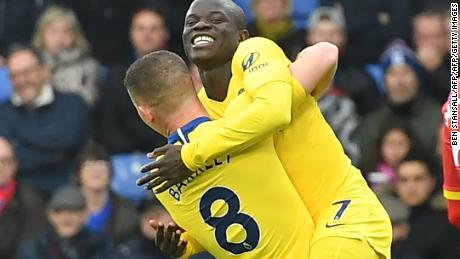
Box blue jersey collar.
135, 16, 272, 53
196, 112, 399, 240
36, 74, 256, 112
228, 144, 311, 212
168, 117, 211, 144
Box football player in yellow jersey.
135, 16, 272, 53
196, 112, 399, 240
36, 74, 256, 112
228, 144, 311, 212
139, 0, 392, 258
125, 51, 314, 258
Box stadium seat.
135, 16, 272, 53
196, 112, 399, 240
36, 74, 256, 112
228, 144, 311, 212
0, 67, 12, 102
111, 153, 151, 204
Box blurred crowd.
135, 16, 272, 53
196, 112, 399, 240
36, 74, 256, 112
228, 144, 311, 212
0, 0, 459, 259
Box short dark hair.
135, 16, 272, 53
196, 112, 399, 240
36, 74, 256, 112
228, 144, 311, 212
192, 0, 246, 30
7, 44, 45, 65
225, 0, 247, 29
377, 120, 419, 150
415, 7, 448, 20
124, 50, 194, 112
131, 5, 167, 27
74, 143, 111, 184
398, 150, 436, 178
77, 143, 110, 167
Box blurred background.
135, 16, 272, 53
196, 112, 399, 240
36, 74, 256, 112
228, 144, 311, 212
0, 0, 459, 258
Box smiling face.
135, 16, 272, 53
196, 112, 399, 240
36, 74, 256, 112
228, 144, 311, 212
182, 0, 246, 69
8, 50, 48, 105
48, 209, 87, 238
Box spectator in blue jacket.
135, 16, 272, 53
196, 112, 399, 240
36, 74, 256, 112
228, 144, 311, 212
0, 46, 89, 198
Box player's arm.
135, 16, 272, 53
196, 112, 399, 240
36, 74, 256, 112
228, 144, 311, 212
180, 38, 338, 171
290, 42, 339, 99
441, 117, 460, 229
180, 37, 293, 171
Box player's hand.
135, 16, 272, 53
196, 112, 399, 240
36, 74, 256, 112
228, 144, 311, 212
150, 220, 187, 257
137, 144, 194, 193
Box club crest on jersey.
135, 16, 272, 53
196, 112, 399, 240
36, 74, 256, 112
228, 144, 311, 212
242, 52, 260, 71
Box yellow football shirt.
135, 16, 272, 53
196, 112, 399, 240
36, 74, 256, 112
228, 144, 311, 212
156, 117, 313, 258
186, 37, 392, 258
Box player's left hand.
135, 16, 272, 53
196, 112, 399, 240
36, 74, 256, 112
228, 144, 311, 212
137, 144, 194, 193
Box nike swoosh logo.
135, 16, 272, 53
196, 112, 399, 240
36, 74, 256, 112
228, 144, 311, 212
325, 223, 345, 228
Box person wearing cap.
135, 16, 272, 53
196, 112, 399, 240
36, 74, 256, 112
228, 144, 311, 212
394, 152, 460, 259
359, 42, 441, 174
0, 137, 46, 259
17, 185, 111, 259
304, 7, 381, 117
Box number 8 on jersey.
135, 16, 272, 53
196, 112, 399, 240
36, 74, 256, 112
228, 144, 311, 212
199, 187, 261, 254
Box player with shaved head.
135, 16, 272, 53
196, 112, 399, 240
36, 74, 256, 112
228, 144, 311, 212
126, 50, 314, 258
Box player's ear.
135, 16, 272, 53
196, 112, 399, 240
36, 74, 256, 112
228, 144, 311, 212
138, 105, 156, 125
238, 29, 249, 42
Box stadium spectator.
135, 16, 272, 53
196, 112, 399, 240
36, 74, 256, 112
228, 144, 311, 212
32, 6, 100, 106
363, 121, 418, 191
248, 0, 302, 55
93, 7, 167, 155
394, 154, 460, 259
129, 7, 170, 59
359, 43, 440, 171
111, 197, 173, 259
302, 7, 381, 116
321, 0, 413, 65
75, 143, 138, 247
413, 9, 450, 104
52, 0, 142, 65
0, 46, 89, 198
235, 0, 318, 29
53, 0, 192, 64
0, 0, 50, 57
0, 138, 46, 259
17, 185, 111, 259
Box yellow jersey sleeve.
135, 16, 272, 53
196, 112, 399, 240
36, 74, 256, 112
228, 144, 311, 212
231, 37, 292, 93
181, 82, 292, 171
181, 37, 294, 171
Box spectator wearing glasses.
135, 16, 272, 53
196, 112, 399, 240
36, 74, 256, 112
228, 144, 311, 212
0, 46, 89, 198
